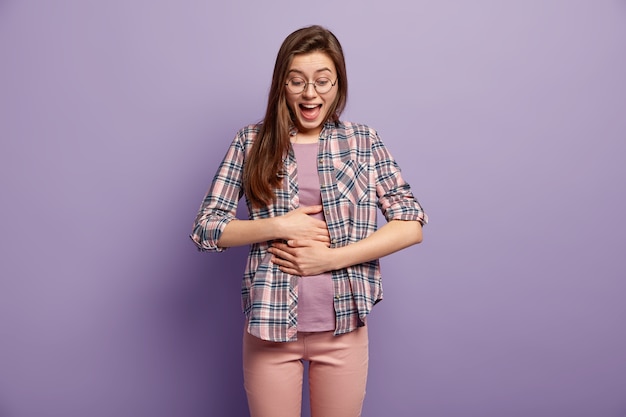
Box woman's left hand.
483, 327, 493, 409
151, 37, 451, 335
268, 240, 335, 276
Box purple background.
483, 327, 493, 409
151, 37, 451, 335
1, 1, 625, 416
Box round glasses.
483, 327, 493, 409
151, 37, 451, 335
285, 77, 338, 94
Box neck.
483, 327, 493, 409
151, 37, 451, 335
291, 130, 320, 144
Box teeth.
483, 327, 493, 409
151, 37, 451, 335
302, 104, 318, 109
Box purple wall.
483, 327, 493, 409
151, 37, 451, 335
1, 1, 625, 416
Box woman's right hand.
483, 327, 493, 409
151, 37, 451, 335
278, 205, 330, 246
215, 205, 330, 249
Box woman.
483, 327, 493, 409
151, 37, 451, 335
191, 25, 427, 417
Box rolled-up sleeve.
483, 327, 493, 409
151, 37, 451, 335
190, 131, 246, 252
372, 131, 428, 225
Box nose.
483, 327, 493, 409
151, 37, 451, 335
302, 82, 317, 97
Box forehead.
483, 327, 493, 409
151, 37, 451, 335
288, 51, 336, 75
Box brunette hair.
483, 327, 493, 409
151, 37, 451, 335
243, 25, 348, 207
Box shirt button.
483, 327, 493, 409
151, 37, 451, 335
335, 295, 340, 300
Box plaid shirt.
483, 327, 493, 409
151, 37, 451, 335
191, 121, 427, 342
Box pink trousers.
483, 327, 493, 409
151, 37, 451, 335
243, 326, 369, 417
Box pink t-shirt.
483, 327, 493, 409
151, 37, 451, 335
292, 142, 336, 332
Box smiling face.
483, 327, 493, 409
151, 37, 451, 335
285, 51, 339, 139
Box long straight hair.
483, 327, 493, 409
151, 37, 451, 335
243, 25, 348, 208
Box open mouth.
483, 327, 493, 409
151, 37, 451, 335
299, 104, 322, 121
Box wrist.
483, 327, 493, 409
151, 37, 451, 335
329, 246, 346, 270
272, 215, 286, 240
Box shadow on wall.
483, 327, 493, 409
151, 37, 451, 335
152, 122, 255, 415
153, 222, 250, 417
181, 242, 250, 416
0, 402, 9, 417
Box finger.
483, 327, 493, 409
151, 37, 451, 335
272, 258, 302, 275
269, 246, 296, 261
313, 219, 329, 228
296, 236, 330, 245
270, 244, 296, 257
270, 256, 293, 268
286, 239, 318, 248
305, 238, 330, 246
299, 205, 323, 215
314, 234, 331, 243
316, 226, 331, 235
278, 265, 301, 276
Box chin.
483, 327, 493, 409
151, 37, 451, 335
297, 115, 328, 132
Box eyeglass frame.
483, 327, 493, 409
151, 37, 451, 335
284, 76, 338, 94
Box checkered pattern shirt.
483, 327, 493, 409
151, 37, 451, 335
191, 121, 428, 342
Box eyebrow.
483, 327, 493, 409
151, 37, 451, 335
288, 67, 334, 75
